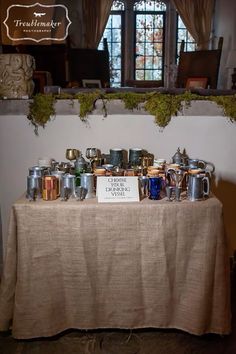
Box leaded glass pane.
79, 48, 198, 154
145, 57, 154, 69
153, 69, 162, 80
176, 14, 196, 57
136, 57, 144, 69
99, 12, 123, 87
134, 0, 166, 11
135, 10, 165, 81
112, 1, 124, 11
136, 70, 145, 80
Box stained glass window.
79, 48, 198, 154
176, 15, 196, 56
99, 1, 198, 87
98, 1, 124, 87
135, 5, 165, 80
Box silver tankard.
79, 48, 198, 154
27, 175, 42, 200
61, 173, 77, 200
80, 173, 95, 199
187, 173, 210, 201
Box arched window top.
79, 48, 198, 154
112, 1, 125, 11
134, 0, 166, 11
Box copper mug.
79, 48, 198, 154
42, 176, 58, 200
51, 170, 65, 197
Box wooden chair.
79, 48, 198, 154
176, 37, 223, 89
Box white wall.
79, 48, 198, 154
215, 0, 236, 88
1, 106, 236, 260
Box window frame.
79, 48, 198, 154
100, 0, 198, 87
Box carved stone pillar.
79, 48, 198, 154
0, 54, 35, 98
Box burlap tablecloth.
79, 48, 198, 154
0, 196, 231, 339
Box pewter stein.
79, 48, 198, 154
27, 175, 42, 200
129, 148, 143, 167
110, 148, 123, 168
138, 176, 149, 198
187, 173, 210, 201
80, 173, 95, 199
51, 170, 65, 197
61, 173, 77, 199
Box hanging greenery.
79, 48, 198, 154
27, 93, 56, 135
75, 91, 102, 120
26, 90, 236, 134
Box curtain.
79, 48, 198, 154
82, 0, 113, 49
171, 0, 215, 50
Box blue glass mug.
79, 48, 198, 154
149, 177, 163, 200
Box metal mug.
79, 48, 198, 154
141, 154, 154, 168
138, 176, 149, 198
27, 175, 42, 200
42, 176, 58, 201
129, 148, 143, 167
51, 170, 65, 197
110, 148, 124, 168
80, 173, 95, 199
187, 173, 210, 201
61, 173, 77, 199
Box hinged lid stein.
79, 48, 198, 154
172, 147, 183, 165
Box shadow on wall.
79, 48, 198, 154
0, 206, 2, 274
212, 177, 236, 255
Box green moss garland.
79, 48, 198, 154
27, 91, 236, 134
75, 91, 101, 120
27, 93, 56, 135
210, 95, 236, 122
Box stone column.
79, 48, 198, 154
0, 54, 35, 98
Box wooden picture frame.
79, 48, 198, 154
82, 79, 102, 88
186, 77, 208, 89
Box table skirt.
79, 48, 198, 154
0, 196, 231, 338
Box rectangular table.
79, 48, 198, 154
0, 195, 231, 339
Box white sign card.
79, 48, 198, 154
97, 176, 140, 203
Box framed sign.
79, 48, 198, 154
97, 176, 140, 203
186, 77, 208, 89
82, 79, 102, 88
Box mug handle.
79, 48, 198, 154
202, 177, 210, 197
205, 162, 215, 173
